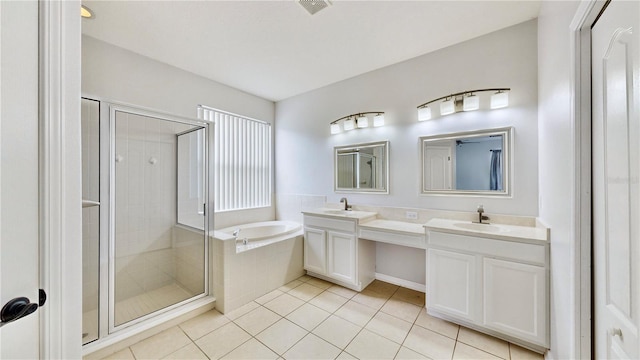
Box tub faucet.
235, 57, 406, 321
475, 204, 490, 224
233, 228, 241, 238
340, 197, 352, 211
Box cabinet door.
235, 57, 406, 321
427, 248, 477, 322
327, 231, 356, 285
483, 258, 546, 346
304, 227, 326, 275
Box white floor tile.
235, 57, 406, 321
457, 327, 509, 359
403, 325, 456, 359
221, 338, 279, 360
415, 308, 459, 339
345, 329, 401, 360
234, 306, 281, 336
308, 290, 349, 313
264, 293, 305, 316
312, 315, 362, 349
130, 326, 192, 360
334, 300, 377, 327
256, 319, 307, 355
286, 303, 331, 331
195, 322, 251, 359
282, 333, 341, 360
365, 311, 412, 344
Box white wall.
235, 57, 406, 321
82, 35, 274, 122
275, 19, 538, 216
82, 35, 277, 228
537, 2, 581, 359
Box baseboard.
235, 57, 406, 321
374, 273, 426, 293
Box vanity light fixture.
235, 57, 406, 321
416, 88, 510, 121
329, 112, 385, 134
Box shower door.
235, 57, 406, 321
109, 104, 209, 330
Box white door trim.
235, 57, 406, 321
39, 1, 83, 358
569, 1, 608, 358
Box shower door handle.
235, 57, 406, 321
82, 199, 100, 208
0, 296, 39, 328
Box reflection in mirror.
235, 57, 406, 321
335, 141, 389, 193
420, 127, 512, 196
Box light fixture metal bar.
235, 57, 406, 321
416, 88, 510, 109
330, 111, 385, 125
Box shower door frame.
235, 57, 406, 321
103, 102, 212, 336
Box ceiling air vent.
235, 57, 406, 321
298, 0, 331, 15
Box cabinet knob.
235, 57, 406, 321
608, 328, 623, 338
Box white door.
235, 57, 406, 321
426, 248, 477, 322
482, 258, 546, 346
303, 227, 327, 275
327, 231, 356, 284
0, 0, 41, 358
592, 1, 640, 358
424, 145, 452, 190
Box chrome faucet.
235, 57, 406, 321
339, 197, 352, 211
233, 229, 249, 245
475, 204, 490, 224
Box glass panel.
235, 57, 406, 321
113, 110, 206, 326
81, 98, 100, 344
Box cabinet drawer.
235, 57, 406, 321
359, 228, 426, 249
304, 215, 356, 233
428, 231, 546, 266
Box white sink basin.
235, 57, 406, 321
453, 222, 503, 233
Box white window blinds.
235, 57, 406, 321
198, 106, 272, 212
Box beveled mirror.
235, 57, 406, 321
335, 141, 389, 193
420, 127, 512, 196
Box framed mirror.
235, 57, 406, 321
335, 140, 389, 193
420, 127, 512, 196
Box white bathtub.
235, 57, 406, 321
216, 220, 303, 253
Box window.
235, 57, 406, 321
198, 105, 272, 211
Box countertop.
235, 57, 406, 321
424, 218, 549, 243
302, 208, 378, 222
359, 219, 424, 236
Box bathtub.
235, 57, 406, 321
215, 220, 303, 253
211, 220, 304, 313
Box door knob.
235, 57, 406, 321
608, 327, 623, 338
0, 297, 39, 327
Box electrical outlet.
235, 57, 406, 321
405, 211, 418, 220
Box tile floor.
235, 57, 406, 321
101, 275, 544, 360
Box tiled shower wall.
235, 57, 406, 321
115, 111, 177, 258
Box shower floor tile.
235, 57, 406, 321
115, 283, 193, 326
96, 276, 544, 360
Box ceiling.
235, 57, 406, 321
82, 1, 541, 102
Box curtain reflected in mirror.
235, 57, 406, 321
335, 141, 388, 193
421, 128, 512, 196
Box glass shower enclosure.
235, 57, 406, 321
81, 100, 211, 343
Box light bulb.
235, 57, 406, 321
490, 91, 509, 109
330, 123, 341, 134
463, 95, 479, 111
418, 107, 432, 121
357, 115, 369, 128
440, 99, 455, 116
373, 114, 385, 127
344, 118, 355, 131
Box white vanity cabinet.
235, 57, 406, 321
303, 213, 375, 291
425, 219, 549, 353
